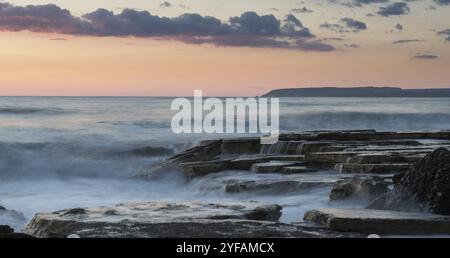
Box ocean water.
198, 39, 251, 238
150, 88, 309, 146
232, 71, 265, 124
1, 96, 450, 231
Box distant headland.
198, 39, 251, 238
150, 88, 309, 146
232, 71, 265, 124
262, 87, 450, 98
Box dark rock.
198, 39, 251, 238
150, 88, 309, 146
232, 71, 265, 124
229, 155, 305, 170
366, 194, 387, 209
384, 148, 450, 215
298, 142, 335, 155
0, 225, 34, 238
335, 163, 411, 174
136, 140, 222, 179
230, 156, 271, 170
24, 201, 358, 238
224, 179, 331, 194
251, 161, 303, 173
260, 141, 289, 154
180, 159, 231, 178
306, 151, 359, 164
347, 153, 408, 164
62, 208, 87, 216
281, 166, 318, 174
0, 232, 35, 238
242, 204, 282, 222
221, 138, 260, 155
329, 176, 389, 203
104, 209, 119, 216
304, 208, 450, 235
0, 225, 14, 234
169, 140, 223, 163
392, 173, 405, 184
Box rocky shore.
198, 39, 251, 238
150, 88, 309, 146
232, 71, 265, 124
3, 130, 450, 238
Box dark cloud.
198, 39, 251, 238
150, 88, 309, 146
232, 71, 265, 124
378, 2, 410, 16
344, 43, 359, 48
434, 0, 450, 5
341, 18, 367, 31
0, 3, 88, 34
323, 37, 345, 41
413, 53, 438, 59
354, 0, 390, 5
0, 3, 335, 51
320, 22, 345, 32
320, 17, 367, 33
392, 39, 423, 44
438, 29, 450, 41
160, 2, 172, 8
328, 0, 389, 8
291, 7, 314, 13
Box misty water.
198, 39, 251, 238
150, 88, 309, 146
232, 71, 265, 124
1, 97, 450, 231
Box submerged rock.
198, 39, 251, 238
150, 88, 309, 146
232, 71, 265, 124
329, 176, 388, 203
281, 166, 318, 174
0, 225, 34, 238
335, 163, 411, 174
180, 159, 232, 178
228, 155, 305, 170
304, 208, 450, 235
251, 161, 304, 173
384, 148, 450, 215
111, 146, 174, 157
224, 179, 331, 195
0, 225, 14, 234
24, 202, 357, 238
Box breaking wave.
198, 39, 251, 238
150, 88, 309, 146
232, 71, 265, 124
0, 107, 71, 115
0, 141, 172, 180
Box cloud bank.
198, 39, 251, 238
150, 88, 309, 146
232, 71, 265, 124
0, 2, 334, 51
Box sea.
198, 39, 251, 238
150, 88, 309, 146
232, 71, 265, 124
1, 96, 450, 230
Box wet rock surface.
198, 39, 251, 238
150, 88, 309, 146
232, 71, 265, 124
384, 148, 450, 214
329, 176, 389, 203
251, 161, 305, 173
0, 225, 34, 238
24, 202, 358, 238
304, 208, 450, 235
224, 179, 332, 195
335, 163, 411, 174
137, 130, 450, 179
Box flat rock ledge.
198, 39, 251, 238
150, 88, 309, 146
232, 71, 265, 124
24, 202, 360, 238
137, 130, 450, 180
304, 208, 450, 235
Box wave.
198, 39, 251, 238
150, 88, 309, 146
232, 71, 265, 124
279, 111, 450, 132
97, 120, 171, 128
0, 141, 171, 181
0, 107, 71, 115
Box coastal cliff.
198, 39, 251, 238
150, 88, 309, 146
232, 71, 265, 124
262, 87, 450, 97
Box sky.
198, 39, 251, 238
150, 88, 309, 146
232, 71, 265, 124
0, 0, 449, 96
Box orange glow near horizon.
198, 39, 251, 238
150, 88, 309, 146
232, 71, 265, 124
0, 31, 449, 96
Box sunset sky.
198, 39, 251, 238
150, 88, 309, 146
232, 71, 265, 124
0, 0, 449, 96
